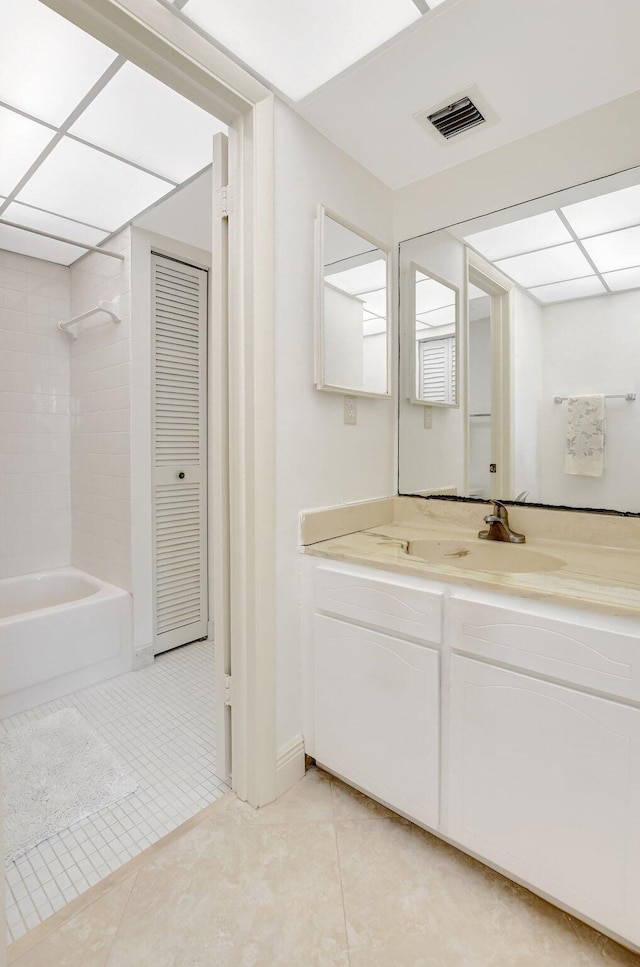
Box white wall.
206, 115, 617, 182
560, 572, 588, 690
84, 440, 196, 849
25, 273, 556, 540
273, 100, 395, 749
539, 289, 640, 511
512, 289, 543, 502
323, 285, 364, 389
134, 169, 212, 253
0, 251, 71, 578
363, 332, 387, 395
69, 229, 132, 591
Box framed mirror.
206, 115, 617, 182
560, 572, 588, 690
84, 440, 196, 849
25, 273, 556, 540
315, 206, 391, 397
408, 263, 459, 406
398, 165, 640, 513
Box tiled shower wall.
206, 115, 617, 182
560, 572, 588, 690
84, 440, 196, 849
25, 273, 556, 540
0, 250, 71, 579
69, 228, 132, 591
0, 233, 132, 589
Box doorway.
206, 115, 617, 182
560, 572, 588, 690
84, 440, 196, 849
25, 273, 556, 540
466, 255, 513, 499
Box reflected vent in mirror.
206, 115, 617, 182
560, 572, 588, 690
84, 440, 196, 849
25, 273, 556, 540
427, 96, 485, 139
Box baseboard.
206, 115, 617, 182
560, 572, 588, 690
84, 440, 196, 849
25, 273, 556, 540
132, 644, 154, 670
275, 734, 306, 798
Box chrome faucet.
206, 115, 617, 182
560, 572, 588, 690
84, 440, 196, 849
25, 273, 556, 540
479, 500, 526, 543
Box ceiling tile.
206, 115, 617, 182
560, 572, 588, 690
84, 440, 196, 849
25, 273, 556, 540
0, 0, 118, 126
415, 277, 456, 313
495, 243, 592, 288
529, 276, 605, 304
69, 62, 227, 183
362, 288, 387, 317
464, 212, 572, 261
602, 266, 640, 292
561, 183, 640, 238
581, 225, 640, 274
16, 137, 172, 230
0, 106, 56, 196
417, 305, 456, 328
0, 222, 85, 265
3, 201, 108, 247
181, 0, 420, 100
325, 257, 387, 295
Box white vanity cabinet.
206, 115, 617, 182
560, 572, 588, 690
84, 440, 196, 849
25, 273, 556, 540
311, 564, 442, 827
446, 595, 640, 948
305, 557, 640, 951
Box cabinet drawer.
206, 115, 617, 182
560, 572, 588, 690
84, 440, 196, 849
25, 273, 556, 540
314, 565, 442, 644
314, 615, 440, 828
450, 597, 640, 702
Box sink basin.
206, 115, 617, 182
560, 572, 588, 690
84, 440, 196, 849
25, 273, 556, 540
406, 539, 565, 574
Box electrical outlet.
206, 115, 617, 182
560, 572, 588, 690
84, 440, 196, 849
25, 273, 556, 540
424, 407, 432, 429
344, 396, 357, 425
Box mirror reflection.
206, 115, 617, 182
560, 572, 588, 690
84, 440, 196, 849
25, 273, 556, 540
399, 168, 640, 513
318, 210, 389, 396
413, 266, 458, 405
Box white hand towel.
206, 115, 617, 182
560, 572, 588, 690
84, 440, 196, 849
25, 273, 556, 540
565, 395, 605, 477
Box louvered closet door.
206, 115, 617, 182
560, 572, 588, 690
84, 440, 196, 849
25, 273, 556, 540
152, 254, 208, 654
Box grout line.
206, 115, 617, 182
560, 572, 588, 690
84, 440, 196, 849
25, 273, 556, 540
330, 804, 352, 967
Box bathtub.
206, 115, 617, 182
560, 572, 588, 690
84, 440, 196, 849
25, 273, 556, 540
0, 567, 132, 718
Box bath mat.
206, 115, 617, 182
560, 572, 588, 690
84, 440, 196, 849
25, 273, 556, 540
1, 708, 137, 864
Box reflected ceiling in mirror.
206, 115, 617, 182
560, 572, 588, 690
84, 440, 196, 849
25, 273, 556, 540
398, 165, 640, 514
316, 208, 390, 397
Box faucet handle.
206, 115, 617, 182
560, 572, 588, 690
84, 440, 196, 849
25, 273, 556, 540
488, 498, 508, 518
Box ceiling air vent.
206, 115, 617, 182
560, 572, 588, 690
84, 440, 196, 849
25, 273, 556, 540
427, 96, 485, 139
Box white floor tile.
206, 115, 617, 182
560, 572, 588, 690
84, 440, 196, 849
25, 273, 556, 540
3, 639, 228, 943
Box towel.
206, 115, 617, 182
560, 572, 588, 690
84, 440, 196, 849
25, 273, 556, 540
565, 395, 605, 477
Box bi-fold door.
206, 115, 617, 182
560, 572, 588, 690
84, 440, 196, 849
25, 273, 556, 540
151, 253, 208, 654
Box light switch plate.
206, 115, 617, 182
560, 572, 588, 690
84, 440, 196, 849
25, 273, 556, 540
344, 396, 357, 425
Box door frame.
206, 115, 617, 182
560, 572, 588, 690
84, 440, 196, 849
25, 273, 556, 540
42, 0, 277, 809
466, 251, 514, 499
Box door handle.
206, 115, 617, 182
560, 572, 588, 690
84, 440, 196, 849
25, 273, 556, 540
178, 471, 185, 479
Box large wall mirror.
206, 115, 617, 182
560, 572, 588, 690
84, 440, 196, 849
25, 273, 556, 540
399, 165, 640, 514
316, 207, 391, 397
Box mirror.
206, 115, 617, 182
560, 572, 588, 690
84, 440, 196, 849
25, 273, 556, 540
411, 264, 459, 405
316, 207, 391, 397
399, 166, 640, 513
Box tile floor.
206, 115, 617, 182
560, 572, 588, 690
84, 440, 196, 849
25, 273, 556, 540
2, 639, 229, 943
7, 767, 640, 967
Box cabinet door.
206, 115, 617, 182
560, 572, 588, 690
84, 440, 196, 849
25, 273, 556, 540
314, 615, 440, 828
448, 655, 640, 946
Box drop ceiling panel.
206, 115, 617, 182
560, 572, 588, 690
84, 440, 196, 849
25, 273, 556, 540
0, 0, 118, 126
0, 107, 56, 196
561, 184, 640, 238
0, 222, 85, 265
69, 62, 227, 183
182, 0, 420, 101
362, 289, 387, 317
529, 276, 605, 304
16, 137, 173, 230
325, 258, 387, 295
495, 243, 592, 288
464, 212, 571, 261
602, 266, 640, 292
416, 277, 456, 313
581, 226, 640, 274
3, 202, 108, 247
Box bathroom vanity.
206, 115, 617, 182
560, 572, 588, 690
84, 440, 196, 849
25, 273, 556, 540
301, 498, 640, 952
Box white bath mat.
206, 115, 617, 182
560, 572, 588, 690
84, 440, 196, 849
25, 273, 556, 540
1, 708, 138, 864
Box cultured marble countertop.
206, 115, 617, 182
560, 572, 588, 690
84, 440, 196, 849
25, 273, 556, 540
303, 518, 640, 619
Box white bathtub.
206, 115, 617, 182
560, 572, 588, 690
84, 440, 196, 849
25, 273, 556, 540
0, 568, 132, 718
